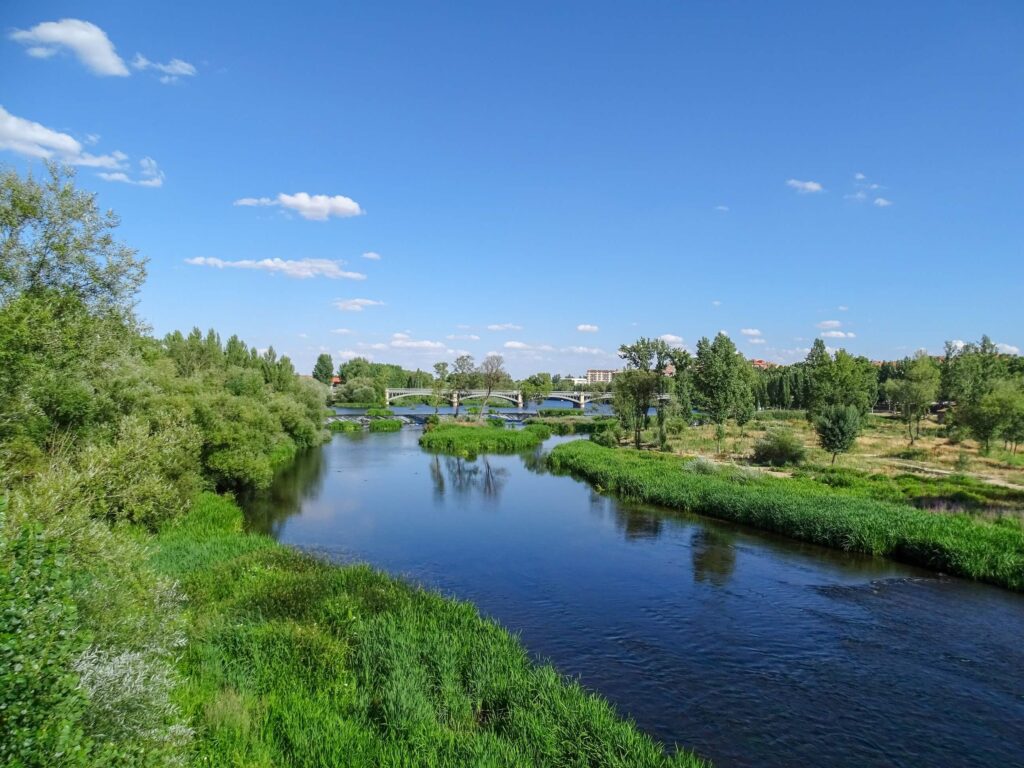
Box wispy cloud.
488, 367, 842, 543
131, 53, 197, 84
334, 298, 384, 312
361, 251, 381, 260
748, 338, 767, 345
446, 333, 480, 341
821, 330, 856, 339
186, 257, 366, 279
659, 334, 683, 344
98, 156, 165, 187
330, 328, 354, 335
711, 300, 721, 307
817, 320, 842, 329
838, 305, 849, 311
9, 19, 129, 76
714, 205, 729, 212
487, 323, 522, 331
873, 197, 892, 207
504, 341, 530, 350
576, 324, 599, 333
786, 178, 824, 194
996, 342, 1020, 355
564, 345, 609, 356
740, 328, 762, 337
235, 192, 364, 221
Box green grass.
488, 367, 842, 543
152, 493, 704, 767
419, 424, 552, 456
369, 418, 403, 432
548, 441, 1024, 591
366, 408, 395, 417
791, 465, 1024, 512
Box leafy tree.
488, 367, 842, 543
884, 351, 940, 444
692, 333, 753, 452
477, 355, 507, 419
805, 342, 878, 418
1, 163, 146, 318
312, 353, 334, 385
959, 380, 1020, 454
814, 404, 862, 465
450, 354, 476, 416
614, 337, 675, 448
941, 335, 1004, 405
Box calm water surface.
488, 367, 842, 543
244, 429, 1024, 768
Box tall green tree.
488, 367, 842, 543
692, 333, 753, 452
431, 361, 449, 414
884, 351, 940, 444
805, 342, 878, 418
614, 337, 675, 448
312, 353, 334, 385
450, 354, 476, 417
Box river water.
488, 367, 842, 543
243, 428, 1024, 767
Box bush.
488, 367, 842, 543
365, 407, 394, 417
590, 424, 622, 447
487, 416, 507, 429
368, 418, 402, 432
328, 419, 361, 432
751, 428, 807, 467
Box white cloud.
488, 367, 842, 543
711, 300, 721, 307
131, 53, 197, 84
0, 105, 127, 169
487, 323, 522, 331
9, 19, 129, 76
854, 172, 866, 181
996, 342, 1020, 355
234, 192, 365, 221
361, 251, 382, 260
714, 205, 729, 212
98, 156, 165, 187
786, 178, 824, 194
334, 298, 384, 312
337, 349, 363, 361
358, 342, 388, 351
577, 324, 599, 333
838, 305, 849, 311
659, 334, 684, 344
740, 328, 762, 337
330, 328, 354, 335
390, 333, 444, 350
748, 338, 767, 345
564, 346, 607, 355
873, 197, 893, 207
446, 333, 480, 341
504, 341, 530, 350
185, 257, 366, 280
821, 330, 856, 339
817, 320, 842, 329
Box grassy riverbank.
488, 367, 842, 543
420, 423, 552, 455
548, 441, 1024, 590
154, 493, 704, 767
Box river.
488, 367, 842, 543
243, 427, 1024, 767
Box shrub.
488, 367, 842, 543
751, 428, 807, 467
365, 407, 394, 417
328, 419, 361, 432
487, 416, 507, 429
368, 418, 402, 432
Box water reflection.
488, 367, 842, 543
243, 446, 327, 536
430, 455, 508, 501
691, 527, 737, 587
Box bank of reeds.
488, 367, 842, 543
419, 424, 551, 455
548, 441, 1024, 590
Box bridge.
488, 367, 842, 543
384, 388, 625, 408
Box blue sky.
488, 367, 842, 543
3, 1, 1022, 376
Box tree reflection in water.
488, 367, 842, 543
690, 527, 737, 587
241, 446, 328, 536
429, 455, 508, 501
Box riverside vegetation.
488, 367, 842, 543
0, 166, 699, 767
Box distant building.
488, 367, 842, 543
562, 376, 588, 387
662, 362, 676, 377
587, 368, 620, 384
749, 359, 775, 370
